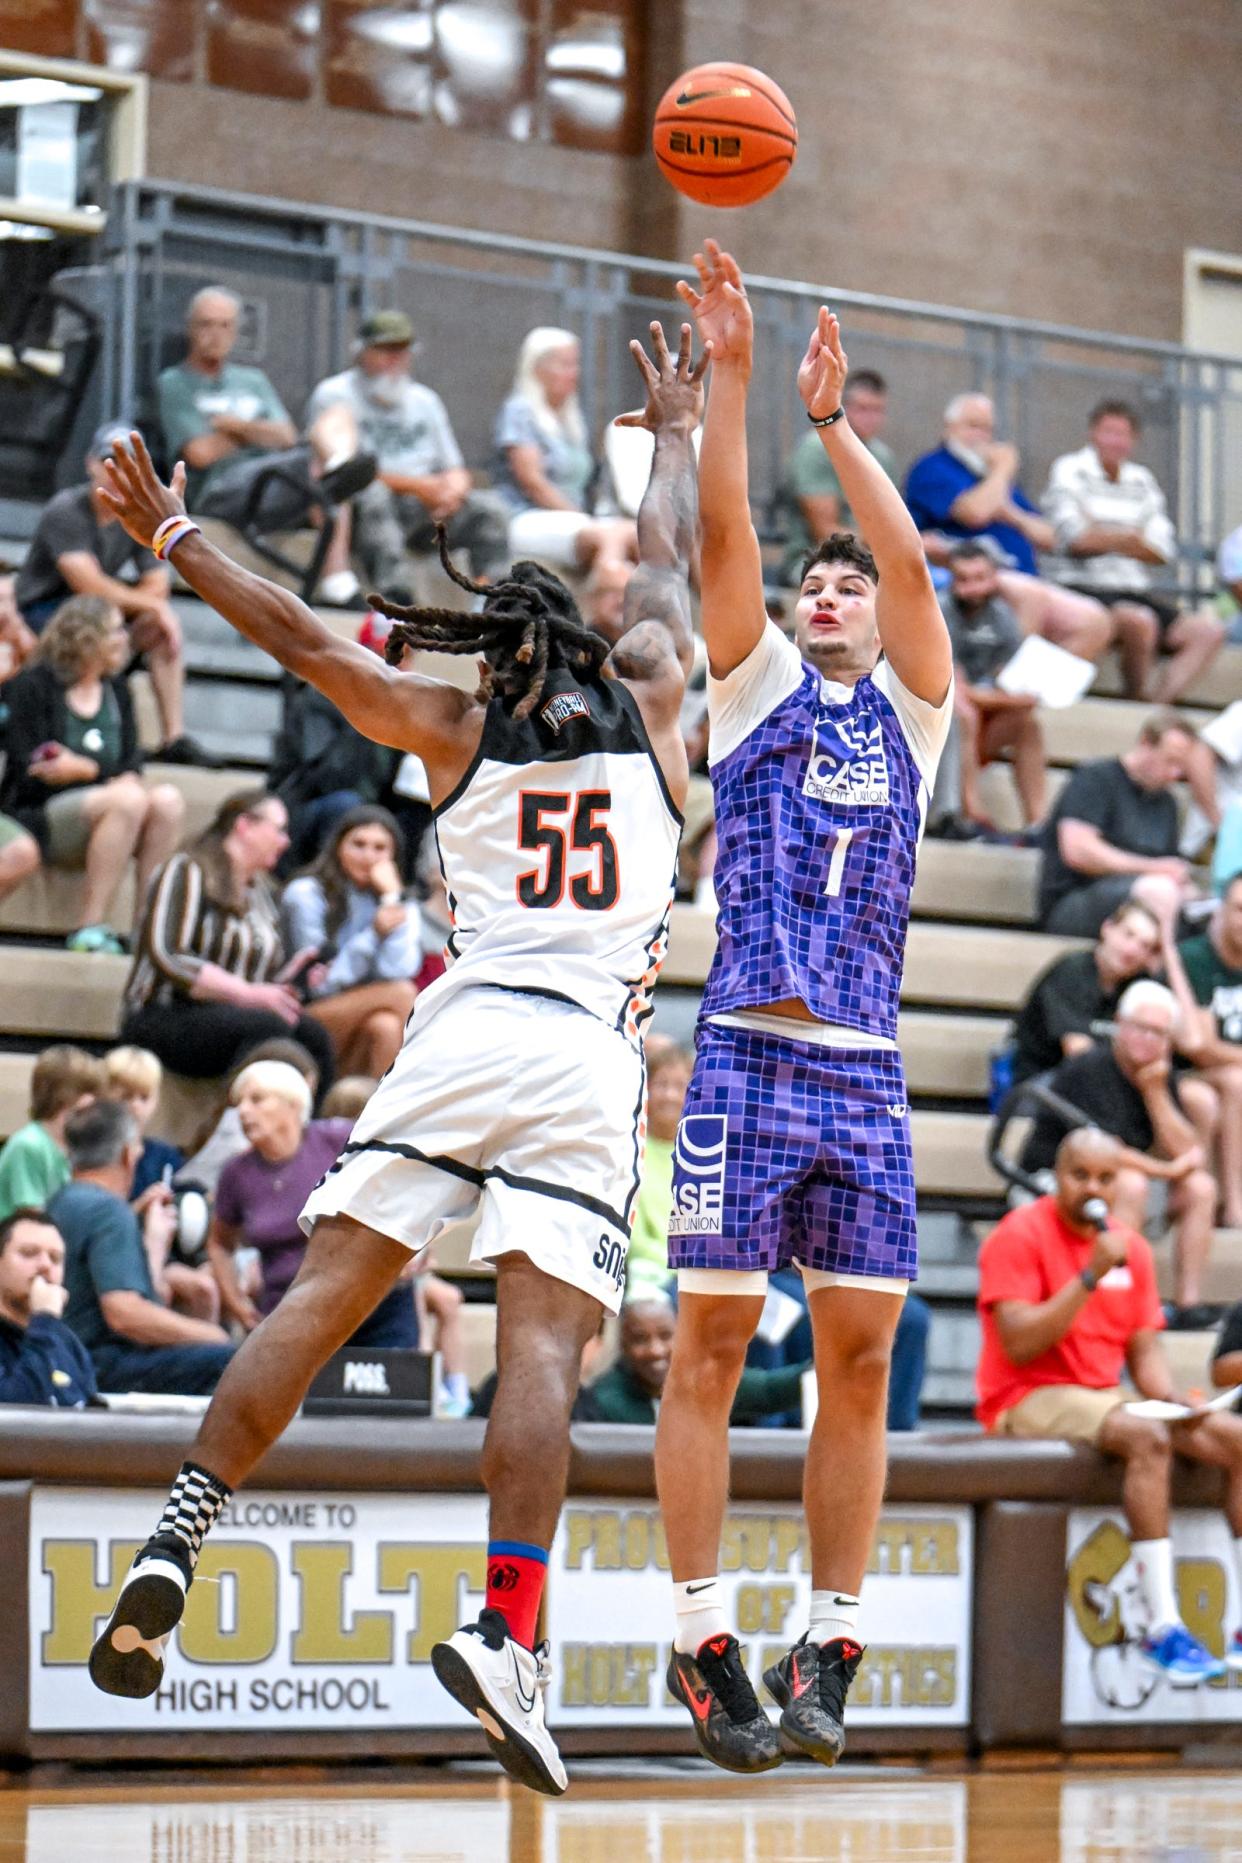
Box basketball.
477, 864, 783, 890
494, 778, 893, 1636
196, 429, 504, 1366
652, 62, 797, 208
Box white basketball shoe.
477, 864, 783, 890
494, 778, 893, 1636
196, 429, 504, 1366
431, 1607, 567, 1795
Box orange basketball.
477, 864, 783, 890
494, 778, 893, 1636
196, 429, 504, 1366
652, 62, 797, 208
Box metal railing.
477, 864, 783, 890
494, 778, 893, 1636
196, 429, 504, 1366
95, 178, 1242, 589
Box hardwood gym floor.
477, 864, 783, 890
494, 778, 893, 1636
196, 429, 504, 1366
2, 1761, 1241, 1860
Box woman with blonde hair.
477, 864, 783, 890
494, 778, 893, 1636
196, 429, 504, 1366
0, 595, 184, 953
208, 1058, 415, 1344
493, 326, 637, 575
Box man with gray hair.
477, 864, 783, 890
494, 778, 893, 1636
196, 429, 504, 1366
1018, 979, 1218, 1325
158, 287, 374, 603
305, 309, 510, 593
49, 1099, 233, 1394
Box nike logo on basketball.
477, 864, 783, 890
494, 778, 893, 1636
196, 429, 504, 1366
676, 85, 751, 106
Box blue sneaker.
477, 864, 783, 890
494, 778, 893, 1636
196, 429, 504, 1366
1139, 1624, 1227, 1684
1226, 1629, 1242, 1673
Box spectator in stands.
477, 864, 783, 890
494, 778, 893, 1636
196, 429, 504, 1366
940, 540, 1048, 828
1165, 874, 1242, 1230
281, 805, 420, 1078
177, 1036, 320, 1197
0, 1046, 102, 1225
319, 1075, 376, 1121
0, 1208, 97, 1406
1181, 698, 1242, 882
581, 557, 634, 650
493, 327, 637, 575
0, 560, 36, 676
1018, 981, 1217, 1323
1211, 1295, 1242, 1389
0, 597, 186, 954
306, 309, 509, 594
158, 287, 373, 604
1218, 524, 1242, 624
1011, 899, 1163, 1086
1043, 401, 1224, 704
52, 1101, 233, 1394
905, 393, 1112, 664
627, 1043, 692, 1298
586, 1296, 811, 1426
778, 367, 896, 584
1036, 710, 1200, 937
208, 1058, 415, 1346
14, 424, 205, 762
101, 1044, 181, 1197
119, 789, 336, 1091
906, 392, 1049, 574
270, 676, 398, 871
978, 1126, 1242, 1683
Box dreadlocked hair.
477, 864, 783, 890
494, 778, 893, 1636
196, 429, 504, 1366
370, 528, 609, 719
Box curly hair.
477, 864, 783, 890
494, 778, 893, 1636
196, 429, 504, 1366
798, 530, 879, 588
370, 529, 609, 720
38, 594, 121, 684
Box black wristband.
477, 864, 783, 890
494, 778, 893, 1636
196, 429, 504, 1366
807, 406, 846, 429
1079, 1267, 1099, 1294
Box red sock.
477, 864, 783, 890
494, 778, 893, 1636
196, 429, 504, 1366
486, 1539, 549, 1650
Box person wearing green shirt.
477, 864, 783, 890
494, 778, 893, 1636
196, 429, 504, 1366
1173, 872, 1242, 1228
157, 287, 373, 602
0, 1045, 103, 1224
586, 1297, 810, 1426
778, 369, 896, 583
627, 1043, 693, 1299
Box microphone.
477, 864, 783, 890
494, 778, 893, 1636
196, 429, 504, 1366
1082, 1196, 1126, 1265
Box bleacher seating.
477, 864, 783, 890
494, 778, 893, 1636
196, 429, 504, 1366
0, 551, 1236, 1420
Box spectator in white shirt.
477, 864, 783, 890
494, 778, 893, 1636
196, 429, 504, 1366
1043, 402, 1224, 704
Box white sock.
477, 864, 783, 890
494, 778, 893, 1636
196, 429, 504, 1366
444, 1372, 470, 1405
807, 1588, 861, 1646
1133, 1538, 1181, 1633
673, 1577, 729, 1654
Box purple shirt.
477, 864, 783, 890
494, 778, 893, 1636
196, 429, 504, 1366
215, 1118, 351, 1315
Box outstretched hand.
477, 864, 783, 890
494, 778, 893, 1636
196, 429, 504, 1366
614, 321, 709, 437
97, 430, 188, 548
675, 239, 753, 370
797, 306, 849, 421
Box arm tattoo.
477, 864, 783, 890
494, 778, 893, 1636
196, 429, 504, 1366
617, 429, 696, 669
607, 619, 675, 683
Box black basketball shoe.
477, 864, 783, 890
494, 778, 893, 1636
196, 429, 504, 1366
667, 1632, 782, 1773
763, 1634, 864, 1765
88, 1534, 192, 1699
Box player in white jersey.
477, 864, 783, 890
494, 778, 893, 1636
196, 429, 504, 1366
87, 325, 706, 1796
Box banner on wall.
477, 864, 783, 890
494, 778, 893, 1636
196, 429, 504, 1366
547, 1499, 973, 1727
1063, 1507, 1242, 1725
28, 1487, 490, 1733
29, 1489, 972, 1734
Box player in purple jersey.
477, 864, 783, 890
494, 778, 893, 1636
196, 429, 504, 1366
655, 243, 954, 1773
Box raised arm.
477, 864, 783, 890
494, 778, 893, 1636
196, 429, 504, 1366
676, 242, 765, 678
798, 308, 951, 705
609, 319, 707, 679
98, 434, 476, 778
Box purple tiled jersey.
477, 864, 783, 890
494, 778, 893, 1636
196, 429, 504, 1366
700, 625, 951, 1039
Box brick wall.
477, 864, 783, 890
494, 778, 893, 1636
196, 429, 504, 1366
142, 0, 1242, 340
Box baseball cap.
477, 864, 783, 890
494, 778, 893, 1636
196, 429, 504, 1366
358, 309, 416, 348
88, 420, 137, 462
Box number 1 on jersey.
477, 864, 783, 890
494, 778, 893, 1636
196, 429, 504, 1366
824, 826, 854, 897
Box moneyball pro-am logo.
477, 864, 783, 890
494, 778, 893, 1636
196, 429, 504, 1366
804, 710, 890, 806
668, 1113, 728, 1236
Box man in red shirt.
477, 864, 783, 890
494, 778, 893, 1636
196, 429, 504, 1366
977, 1125, 1242, 1682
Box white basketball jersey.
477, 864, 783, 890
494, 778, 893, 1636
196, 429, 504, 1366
426, 671, 682, 1041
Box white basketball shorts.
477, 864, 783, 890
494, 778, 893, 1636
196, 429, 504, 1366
299, 983, 645, 1313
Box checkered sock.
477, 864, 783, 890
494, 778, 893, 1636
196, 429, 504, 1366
147, 1461, 233, 1572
